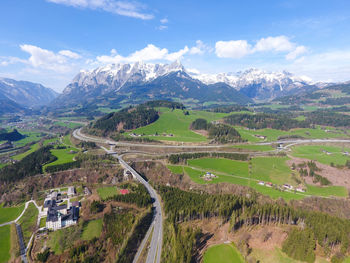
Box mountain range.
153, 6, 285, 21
0, 78, 58, 115
53, 61, 318, 111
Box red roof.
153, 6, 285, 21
120, 189, 129, 195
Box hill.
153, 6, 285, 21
0, 78, 58, 108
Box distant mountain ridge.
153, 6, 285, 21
0, 78, 58, 108
53, 61, 320, 110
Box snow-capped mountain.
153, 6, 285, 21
189, 68, 314, 101
0, 78, 58, 108
63, 60, 185, 95
55, 61, 317, 109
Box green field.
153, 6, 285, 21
132, 107, 228, 142
167, 165, 184, 174
0, 203, 25, 224
12, 143, 40, 160
235, 126, 348, 143
39, 217, 47, 228
251, 157, 295, 185
62, 135, 74, 147
0, 225, 11, 263
14, 131, 43, 147
188, 158, 249, 177
97, 186, 119, 199
82, 219, 103, 240
203, 243, 245, 263
182, 157, 347, 200
44, 147, 78, 169
18, 202, 38, 245
232, 144, 275, 152
54, 121, 82, 129
291, 145, 350, 166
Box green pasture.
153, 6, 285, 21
232, 144, 275, 152
291, 145, 350, 166
187, 158, 249, 177
82, 219, 103, 241
11, 143, 40, 160
203, 243, 245, 263
14, 131, 43, 147
97, 186, 119, 199
18, 202, 38, 245
44, 146, 78, 169
132, 107, 228, 142
0, 203, 25, 224
167, 165, 184, 174
0, 225, 11, 263
54, 121, 82, 129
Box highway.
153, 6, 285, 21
73, 129, 163, 263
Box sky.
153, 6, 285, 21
0, 0, 350, 92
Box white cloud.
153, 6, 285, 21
189, 40, 210, 55
215, 40, 251, 59
19, 44, 81, 73
215, 35, 306, 60
96, 44, 191, 64
46, 0, 154, 20
59, 50, 81, 59
160, 18, 168, 24
253, 36, 294, 52
0, 56, 26, 66
158, 25, 168, 30
286, 45, 307, 60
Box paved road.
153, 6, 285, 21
74, 131, 163, 263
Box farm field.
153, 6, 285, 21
14, 131, 43, 147
11, 143, 40, 160
53, 121, 82, 129
0, 225, 11, 263
234, 126, 348, 143
18, 202, 38, 245
0, 203, 25, 224
182, 157, 347, 200
187, 158, 249, 177
203, 243, 245, 263
97, 186, 118, 199
232, 144, 275, 152
132, 107, 228, 142
82, 219, 103, 241
291, 145, 350, 166
44, 146, 78, 169
250, 157, 295, 185
167, 165, 184, 174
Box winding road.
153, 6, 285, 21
73, 129, 163, 263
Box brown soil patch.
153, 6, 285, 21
192, 129, 209, 137
287, 157, 350, 189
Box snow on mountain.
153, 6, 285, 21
189, 68, 312, 91
64, 60, 185, 95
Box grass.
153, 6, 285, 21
232, 144, 275, 152
18, 202, 38, 245
82, 219, 103, 241
0, 225, 11, 263
12, 143, 40, 160
39, 217, 46, 228
291, 145, 350, 166
97, 186, 119, 199
0, 203, 25, 224
62, 135, 74, 147
234, 126, 348, 143
54, 121, 82, 129
44, 147, 78, 170
0, 163, 6, 169
203, 243, 245, 263
251, 157, 295, 185
13, 131, 43, 147
132, 107, 228, 142
167, 165, 184, 174
183, 157, 347, 200
187, 158, 249, 177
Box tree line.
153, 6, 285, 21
157, 186, 350, 262
168, 152, 249, 164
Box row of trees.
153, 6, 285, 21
168, 152, 249, 164
157, 186, 350, 262
0, 146, 57, 183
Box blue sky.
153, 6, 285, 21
1, 0, 350, 91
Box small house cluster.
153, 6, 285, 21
201, 172, 218, 181
258, 181, 305, 193
44, 187, 80, 231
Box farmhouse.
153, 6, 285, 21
201, 172, 218, 181
258, 181, 265, 186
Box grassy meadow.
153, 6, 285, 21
82, 219, 103, 241
203, 243, 245, 263
0, 203, 25, 224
